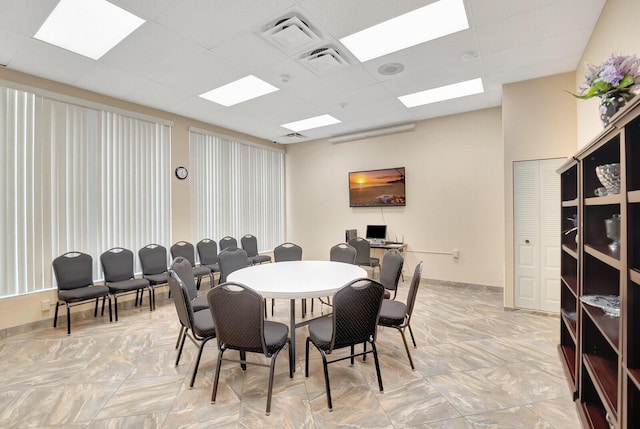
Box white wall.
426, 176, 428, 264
285, 108, 505, 287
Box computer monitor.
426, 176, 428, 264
365, 225, 387, 241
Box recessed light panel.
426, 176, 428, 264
281, 114, 341, 132
199, 75, 279, 106
340, 0, 469, 62
398, 78, 484, 108
34, 0, 145, 60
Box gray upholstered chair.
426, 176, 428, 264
219, 236, 238, 251
379, 249, 404, 300
138, 244, 169, 305
274, 242, 303, 262
217, 247, 250, 283
378, 261, 423, 370
241, 234, 272, 264
169, 256, 209, 350
272, 242, 304, 315
207, 282, 292, 415
305, 278, 385, 410
52, 251, 112, 335
329, 242, 357, 264
100, 247, 153, 320
168, 258, 217, 388
348, 237, 380, 278
171, 241, 213, 290
196, 238, 220, 282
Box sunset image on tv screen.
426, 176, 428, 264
349, 167, 405, 207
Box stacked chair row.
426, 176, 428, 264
51, 234, 270, 335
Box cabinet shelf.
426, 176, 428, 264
628, 368, 640, 391
585, 194, 623, 206
585, 245, 622, 269
559, 343, 577, 392
631, 270, 640, 285
583, 354, 619, 423
562, 310, 578, 340
562, 275, 578, 296
563, 199, 579, 207
583, 305, 620, 352
629, 190, 640, 204
563, 244, 578, 258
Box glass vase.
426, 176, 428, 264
599, 93, 627, 127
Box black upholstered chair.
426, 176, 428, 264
305, 278, 385, 410
241, 234, 272, 264
100, 247, 153, 320
348, 237, 380, 278
52, 251, 112, 335
217, 247, 250, 283
168, 257, 217, 388
378, 261, 423, 370
273, 242, 303, 262
170, 256, 209, 349
196, 238, 220, 281
171, 241, 213, 290
379, 249, 404, 300
219, 236, 238, 251
207, 282, 292, 415
138, 244, 169, 304
329, 242, 357, 264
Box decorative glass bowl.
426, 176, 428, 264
595, 163, 621, 195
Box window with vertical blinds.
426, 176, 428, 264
189, 129, 284, 253
0, 86, 171, 297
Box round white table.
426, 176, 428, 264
227, 260, 367, 367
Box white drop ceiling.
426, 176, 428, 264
0, 0, 606, 144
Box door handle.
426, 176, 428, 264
525, 239, 530, 244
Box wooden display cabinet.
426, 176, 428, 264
559, 95, 640, 428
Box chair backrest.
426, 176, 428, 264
219, 236, 238, 251
138, 244, 168, 276
274, 242, 302, 262
218, 247, 249, 283
171, 241, 197, 267
329, 243, 356, 264
52, 252, 93, 290
100, 247, 135, 283
197, 239, 218, 265
348, 237, 372, 265
168, 261, 197, 332
207, 282, 266, 354
240, 234, 259, 257
170, 256, 199, 301
404, 261, 424, 321
379, 249, 404, 293
330, 278, 384, 351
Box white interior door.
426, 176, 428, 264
514, 158, 562, 311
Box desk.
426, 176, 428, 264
370, 242, 408, 276
227, 261, 367, 368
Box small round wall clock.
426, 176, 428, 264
175, 166, 188, 180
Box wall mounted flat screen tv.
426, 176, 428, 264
349, 167, 406, 207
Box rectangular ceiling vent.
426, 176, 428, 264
260, 15, 322, 55
300, 47, 349, 75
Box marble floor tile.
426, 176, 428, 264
0, 279, 581, 428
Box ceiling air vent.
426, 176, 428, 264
277, 132, 307, 144
260, 15, 322, 54
300, 47, 349, 75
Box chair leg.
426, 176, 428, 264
408, 324, 417, 347
108, 295, 113, 322
240, 350, 247, 371
175, 328, 188, 366
66, 303, 71, 335
135, 289, 141, 306
350, 344, 355, 365
113, 294, 119, 322
147, 287, 153, 312
211, 349, 225, 404
398, 327, 416, 370
94, 297, 99, 317
196, 277, 201, 290
175, 326, 185, 349
53, 301, 60, 327
305, 338, 311, 377
266, 350, 280, 415
288, 339, 293, 378
371, 341, 384, 392
320, 350, 333, 410
189, 337, 214, 389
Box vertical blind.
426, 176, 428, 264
0, 86, 171, 297
189, 129, 284, 253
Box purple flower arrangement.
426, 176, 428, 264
571, 54, 640, 100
